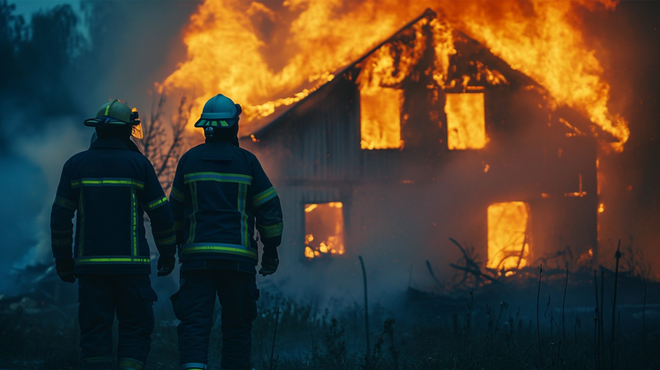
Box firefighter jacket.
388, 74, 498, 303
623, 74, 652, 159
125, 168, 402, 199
170, 140, 283, 273
50, 137, 176, 275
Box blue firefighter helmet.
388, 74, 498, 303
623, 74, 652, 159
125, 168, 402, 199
194, 94, 242, 129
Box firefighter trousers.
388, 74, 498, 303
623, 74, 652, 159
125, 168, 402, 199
78, 274, 157, 370
172, 269, 258, 370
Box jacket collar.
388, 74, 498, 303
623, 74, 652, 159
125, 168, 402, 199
90, 136, 130, 150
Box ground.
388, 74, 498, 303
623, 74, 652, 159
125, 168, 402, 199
1, 275, 659, 370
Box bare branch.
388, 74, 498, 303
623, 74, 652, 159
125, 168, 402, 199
137, 92, 190, 194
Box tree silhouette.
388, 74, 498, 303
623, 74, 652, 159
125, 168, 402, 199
136, 93, 191, 194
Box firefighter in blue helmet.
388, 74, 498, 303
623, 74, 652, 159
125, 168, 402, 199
50, 99, 176, 370
170, 94, 283, 370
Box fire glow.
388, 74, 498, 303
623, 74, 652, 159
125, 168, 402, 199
304, 202, 345, 260
487, 201, 531, 271
445, 93, 487, 150
160, 0, 628, 151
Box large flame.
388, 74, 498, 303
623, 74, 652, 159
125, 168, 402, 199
161, 0, 628, 149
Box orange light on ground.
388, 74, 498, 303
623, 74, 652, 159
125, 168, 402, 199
487, 201, 531, 270
360, 87, 403, 149
446, 93, 487, 150
304, 202, 345, 260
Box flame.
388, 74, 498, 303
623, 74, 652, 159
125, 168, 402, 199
452, 0, 628, 150
445, 93, 487, 150
161, 0, 628, 150
358, 18, 454, 150
487, 201, 531, 270
360, 86, 403, 149
304, 202, 345, 259
577, 248, 594, 267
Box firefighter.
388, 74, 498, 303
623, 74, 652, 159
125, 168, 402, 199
170, 94, 283, 370
50, 99, 177, 370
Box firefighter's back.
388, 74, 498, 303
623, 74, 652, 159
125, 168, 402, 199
62, 138, 158, 274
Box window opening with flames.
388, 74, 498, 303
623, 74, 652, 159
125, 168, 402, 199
487, 201, 531, 271
445, 93, 487, 150
360, 87, 403, 150
304, 202, 346, 260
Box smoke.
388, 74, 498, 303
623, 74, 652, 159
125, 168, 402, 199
2, 0, 658, 313
0, 0, 198, 297
580, 1, 660, 276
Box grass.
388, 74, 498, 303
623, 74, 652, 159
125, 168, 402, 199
2, 259, 660, 370
2, 288, 658, 370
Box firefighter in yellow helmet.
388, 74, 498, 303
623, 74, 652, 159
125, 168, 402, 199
51, 99, 176, 370
169, 94, 283, 370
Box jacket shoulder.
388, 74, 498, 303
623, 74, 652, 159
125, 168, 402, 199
233, 146, 259, 162
181, 143, 206, 158
64, 149, 93, 167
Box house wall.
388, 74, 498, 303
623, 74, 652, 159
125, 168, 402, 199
243, 53, 598, 301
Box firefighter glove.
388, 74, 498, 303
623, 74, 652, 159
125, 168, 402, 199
55, 258, 76, 283
157, 256, 176, 277
259, 246, 279, 276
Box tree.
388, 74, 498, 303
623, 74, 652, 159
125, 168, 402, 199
136, 93, 192, 194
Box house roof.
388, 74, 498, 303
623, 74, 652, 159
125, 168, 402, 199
240, 8, 437, 140
239, 8, 615, 143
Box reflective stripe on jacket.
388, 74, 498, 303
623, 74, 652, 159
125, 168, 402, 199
50, 137, 176, 274
170, 140, 283, 272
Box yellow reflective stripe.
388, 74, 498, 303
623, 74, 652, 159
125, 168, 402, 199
71, 178, 145, 189
155, 235, 176, 246
257, 222, 283, 238
117, 358, 144, 370
131, 189, 138, 256
54, 196, 77, 210
52, 228, 73, 235
52, 237, 73, 245
238, 184, 248, 247
183, 172, 252, 185
253, 186, 277, 207
153, 226, 175, 236
76, 257, 150, 264
171, 186, 184, 202
145, 196, 168, 210
78, 192, 85, 257
188, 182, 198, 244
181, 243, 257, 259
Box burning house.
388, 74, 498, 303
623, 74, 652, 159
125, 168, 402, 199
236, 9, 619, 295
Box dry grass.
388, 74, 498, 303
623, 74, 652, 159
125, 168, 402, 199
1, 287, 659, 370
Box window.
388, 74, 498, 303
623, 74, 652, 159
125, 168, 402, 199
360, 86, 404, 150
487, 201, 531, 270
445, 93, 486, 150
303, 202, 345, 259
